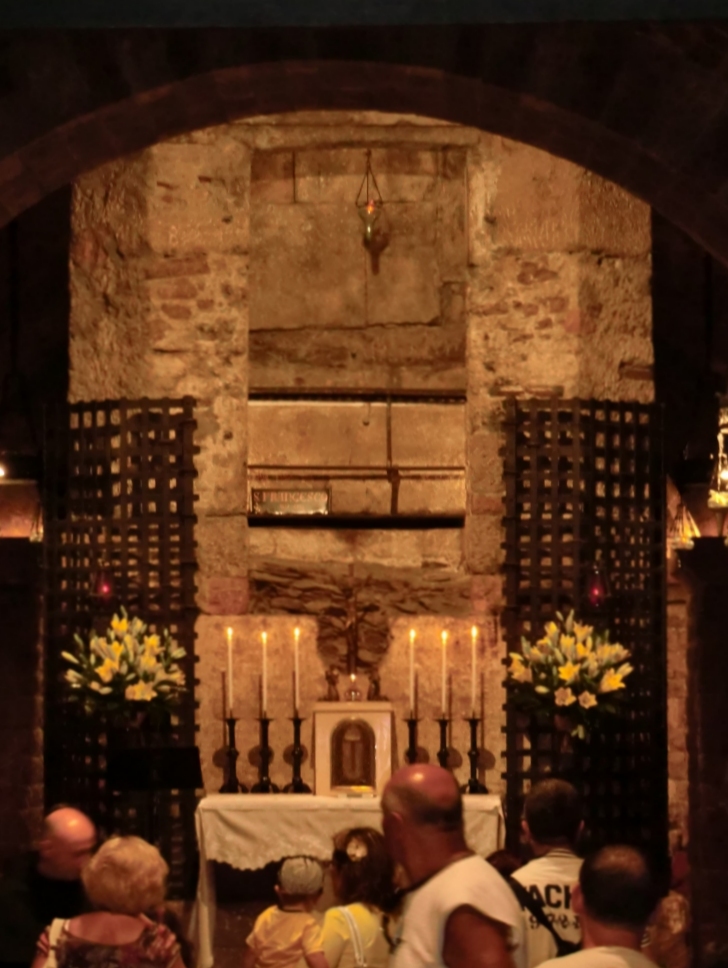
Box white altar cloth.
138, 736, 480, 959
192, 793, 504, 968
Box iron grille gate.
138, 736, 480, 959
502, 398, 667, 862
43, 398, 198, 897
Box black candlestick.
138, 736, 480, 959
436, 716, 450, 769
251, 716, 280, 793
284, 715, 312, 793
461, 716, 488, 793
220, 717, 248, 793
404, 716, 419, 764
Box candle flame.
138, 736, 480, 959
409, 628, 416, 644
350, 673, 356, 681
294, 626, 300, 642
226, 626, 233, 643
471, 625, 478, 639
262, 631, 268, 645
441, 630, 448, 646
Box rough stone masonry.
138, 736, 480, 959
67, 110, 672, 810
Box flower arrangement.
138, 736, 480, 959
62, 607, 186, 718
506, 611, 633, 739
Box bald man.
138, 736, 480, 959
382, 765, 526, 968
0, 807, 96, 968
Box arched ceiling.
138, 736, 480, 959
2, 25, 728, 263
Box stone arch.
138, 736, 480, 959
2, 25, 728, 263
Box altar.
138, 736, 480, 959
192, 792, 505, 968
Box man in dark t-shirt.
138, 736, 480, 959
0, 808, 96, 968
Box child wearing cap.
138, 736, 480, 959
242, 857, 329, 968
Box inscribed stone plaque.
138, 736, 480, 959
250, 488, 330, 515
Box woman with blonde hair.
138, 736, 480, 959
32, 836, 185, 968
322, 828, 397, 968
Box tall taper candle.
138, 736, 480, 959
471, 625, 478, 715
440, 630, 448, 714
226, 626, 234, 716
408, 629, 416, 716
261, 631, 268, 715
294, 627, 300, 713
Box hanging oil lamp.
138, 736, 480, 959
585, 554, 611, 609
355, 150, 384, 246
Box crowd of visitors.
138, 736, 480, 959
0, 769, 689, 968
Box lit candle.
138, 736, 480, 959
408, 629, 416, 716
261, 631, 268, 716
441, 630, 448, 714
471, 625, 478, 716
226, 626, 234, 717
294, 627, 300, 714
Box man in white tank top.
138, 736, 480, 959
381, 765, 526, 968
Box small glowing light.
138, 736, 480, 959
720, 468, 728, 482
0, 465, 6, 478
350, 673, 356, 682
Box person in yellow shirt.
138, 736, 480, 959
322, 828, 396, 968
243, 858, 329, 968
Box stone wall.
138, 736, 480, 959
69, 111, 653, 797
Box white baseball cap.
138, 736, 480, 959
278, 856, 323, 895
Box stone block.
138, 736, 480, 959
196, 514, 249, 578
248, 400, 388, 469
250, 149, 294, 204
198, 576, 249, 615
295, 147, 438, 205
390, 403, 466, 468
145, 140, 251, 256
468, 431, 505, 495
396, 477, 466, 516
491, 139, 583, 252
366, 205, 441, 325
249, 318, 466, 392
577, 171, 651, 257
465, 512, 504, 574
249, 202, 366, 330
437, 149, 468, 280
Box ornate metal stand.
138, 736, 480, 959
284, 715, 311, 793
251, 716, 279, 793
220, 717, 248, 793
461, 716, 488, 793
436, 716, 450, 769
404, 716, 419, 764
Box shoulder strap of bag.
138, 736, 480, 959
505, 877, 570, 950
45, 919, 67, 968
337, 906, 367, 968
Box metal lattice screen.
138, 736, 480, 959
43, 398, 198, 897
502, 398, 667, 860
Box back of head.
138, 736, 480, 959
524, 779, 582, 846
82, 836, 168, 916
383, 765, 463, 832
580, 845, 658, 932
278, 857, 323, 900
332, 827, 395, 908
40, 807, 97, 880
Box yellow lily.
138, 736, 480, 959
558, 661, 579, 684
599, 670, 626, 694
